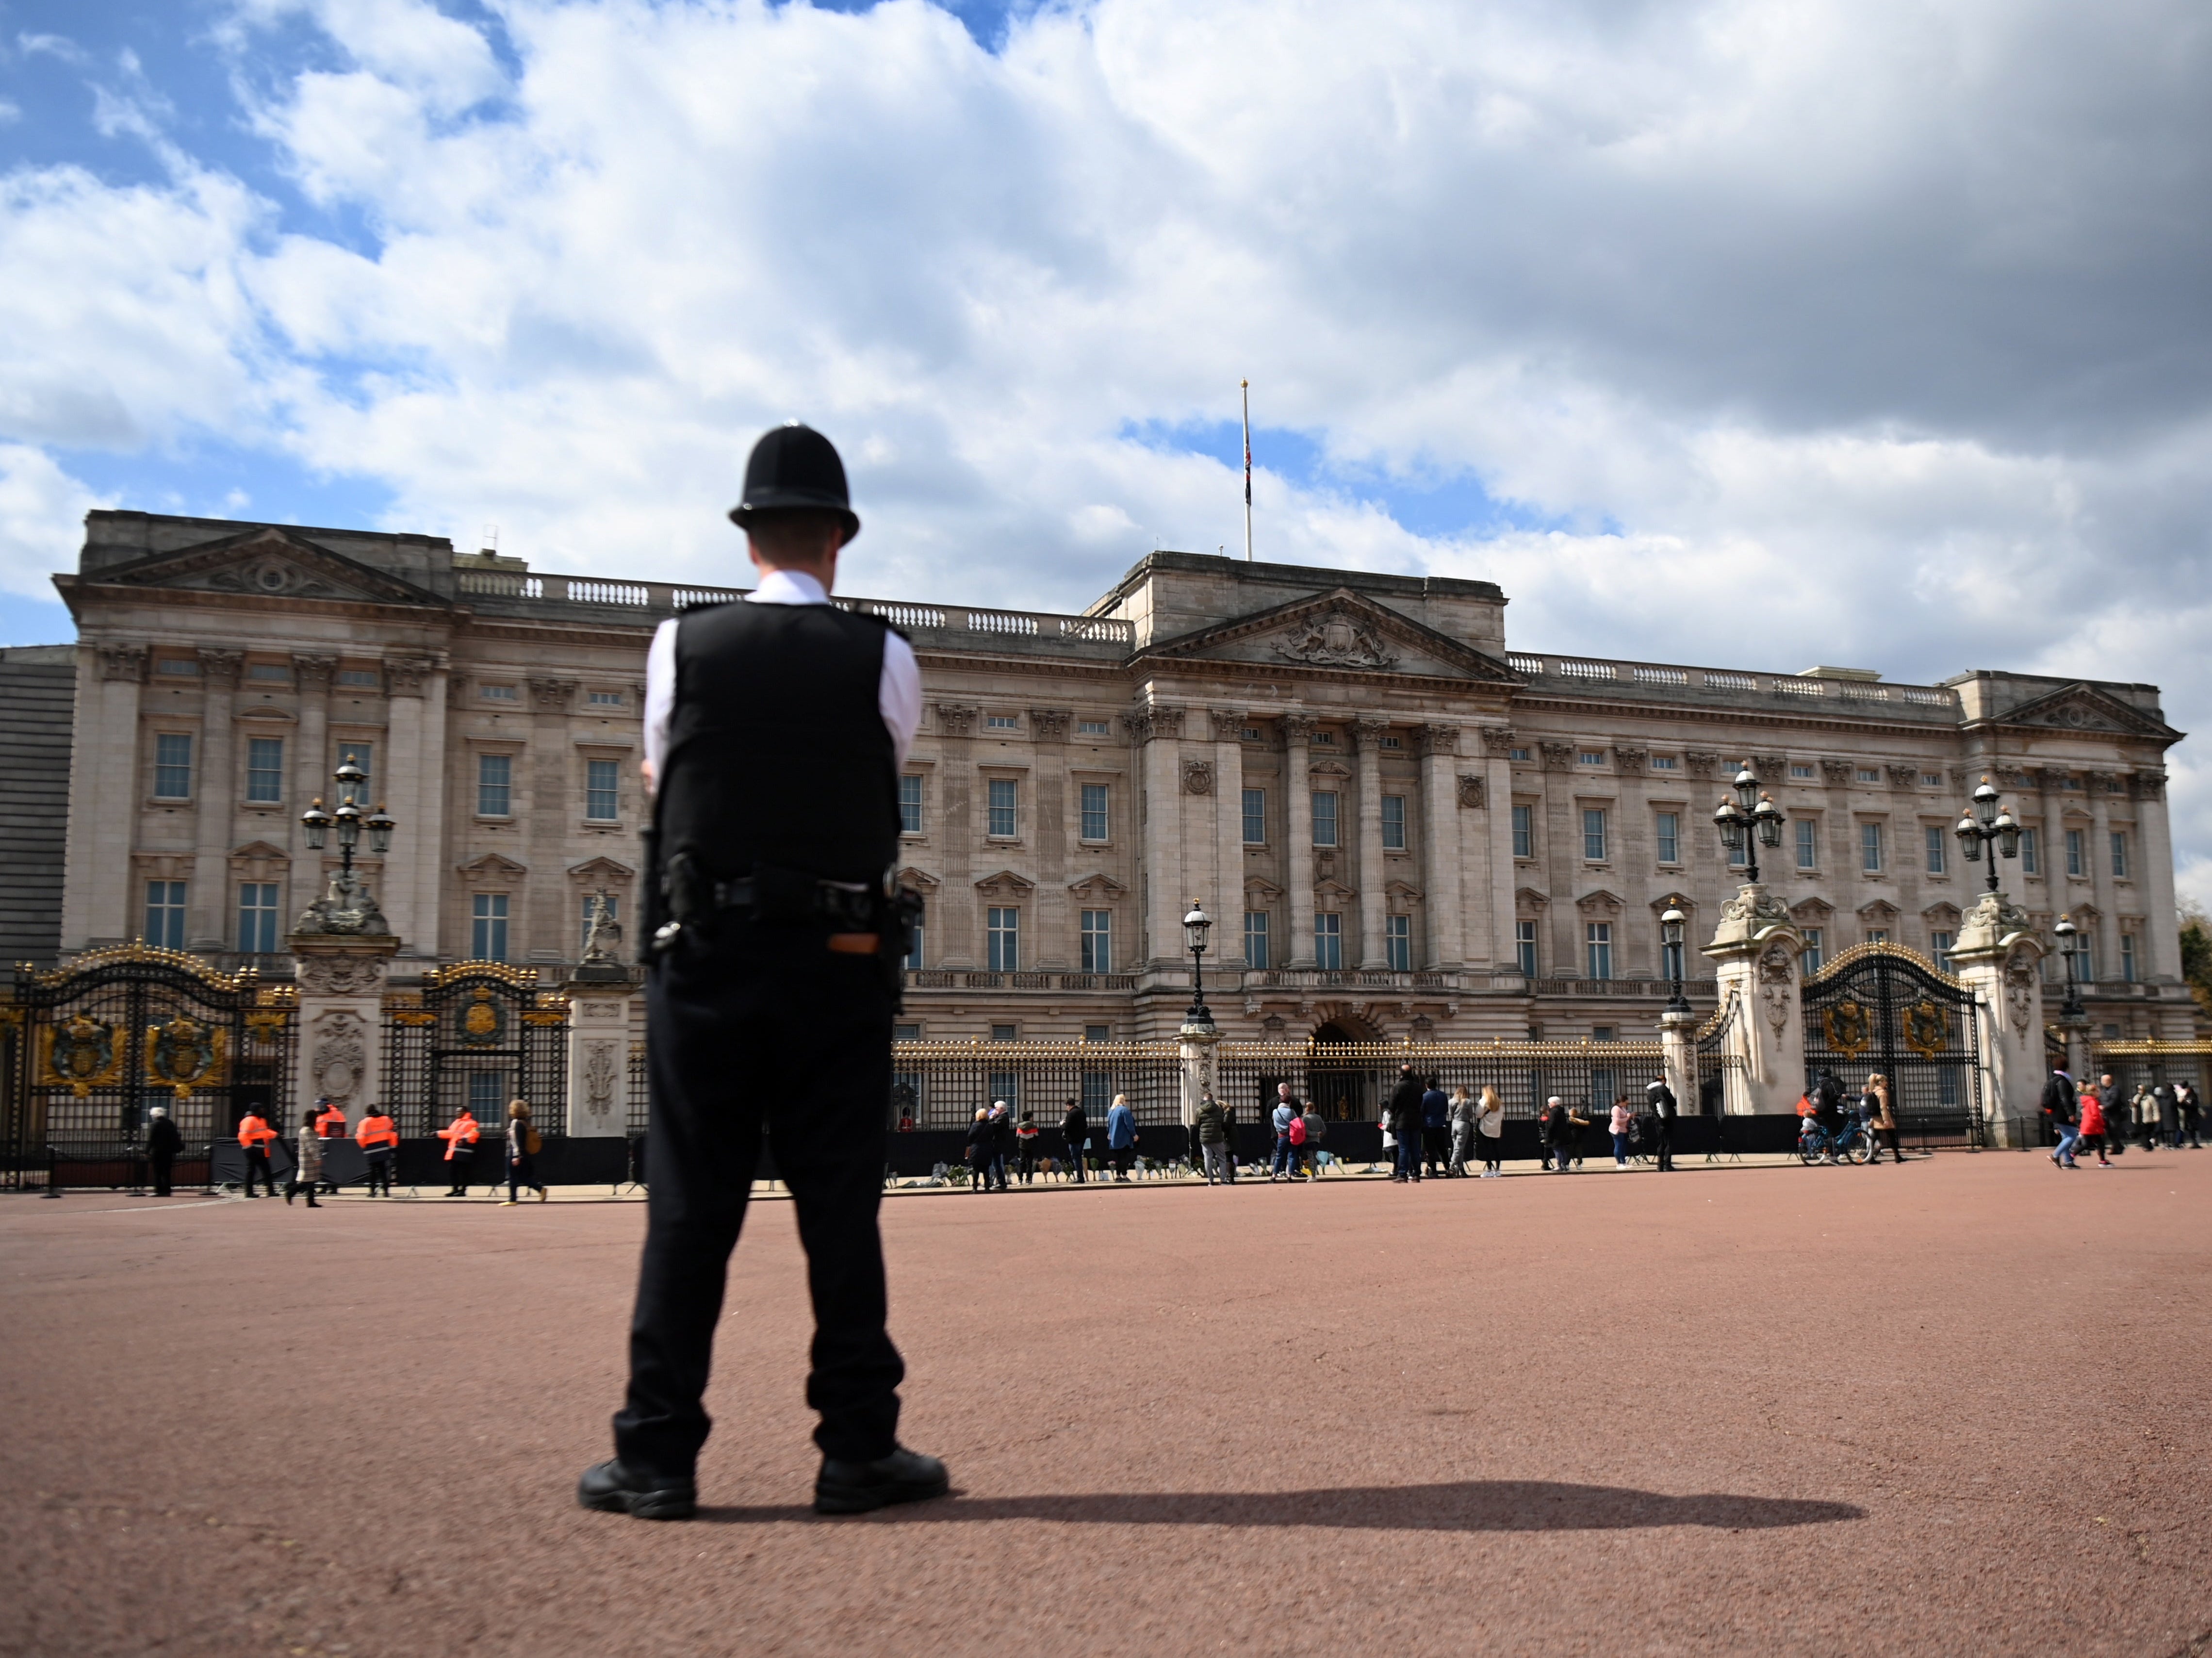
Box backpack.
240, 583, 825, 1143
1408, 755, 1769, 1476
1288, 1116, 1307, 1146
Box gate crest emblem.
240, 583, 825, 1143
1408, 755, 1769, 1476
40, 1013, 121, 1098
1901, 1000, 1950, 1059
1822, 999, 1872, 1058
459, 986, 506, 1046
146, 1016, 227, 1099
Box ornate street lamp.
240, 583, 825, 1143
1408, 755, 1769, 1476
2054, 913, 2085, 1019
1660, 903, 1690, 1014
296, 752, 398, 936
1712, 765, 1785, 883
1183, 902, 1213, 1024
1953, 774, 2021, 894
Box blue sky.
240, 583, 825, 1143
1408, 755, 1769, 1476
0, 0, 2207, 902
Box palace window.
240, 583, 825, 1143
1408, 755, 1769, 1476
899, 774, 924, 834
903, 902, 925, 969
2111, 832, 2130, 879
987, 778, 1018, 838
1313, 912, 1343, 970
1655, 812, 1679, 865
1385, 914, 1411, 972
1080, 783, 1110, 842
579, 894, 621, 953
2065, 829, 2085, 877
2122, 934, 2138, 983
338, 668, 379, 689
482, 684, 518, 702
1382, 794, 1407, 851
246, 737, 283, 804
1583, 808, 1608, 863
585, 759, 620, 822
1379, 734, 1402, 750
1921, 772, 1944, 788
472, 894, 509, 961
2022, 827, 2040, 874
986, 906, 1020, 971
1790, 763, 1816, 780
1512, 804, 1533, 859
1516, 919, 1538, 977
477, 754, 513, 817
248, 662, 289, 683
1861, 821, 1884, 873
1796, 819, 1819, 870
1085, 1025, 1110, 1043
1243, 910, 1270, 969
1650, 755, 1678, 771
587, 689, 623, 706
1865, 928, 1889, 946
1801, 929, 1824, 974
1925, 825, 1947, 875
1311, 791, 1339, 847
985, 713, 1019, 731
144, 881, 186, 949
1077, 719, 1111, 736
1080, 909, 1112, 973
1242, 788, 1266, 845
1313, 729, 1338, 745
1585, 922, 1613, 980
157, 658, 199, 677
153, 734, 193, 800
237, 883, 280, 954
1579, 751, 1605, 767
1930, 930, 1954, 972
1241, 726, 1263, 742
1856, 767, 1881, 783
1509, 746, 1530, 762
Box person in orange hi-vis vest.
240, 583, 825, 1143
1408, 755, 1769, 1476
313, 1098, 348, 1196
356, 1105, 400, 1198
438, 1107, 481, 1198
236, 1110, 279, 1198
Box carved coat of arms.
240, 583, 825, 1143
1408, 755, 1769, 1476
41, 1012, 121, 1098
459, 986, 506, 1046
147, 1015, 226, 1098
1274, 610, 1396, 671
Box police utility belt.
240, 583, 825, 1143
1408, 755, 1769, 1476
652, 853, 915, 959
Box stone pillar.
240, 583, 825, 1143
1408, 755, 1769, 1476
188, 648, 243, 950
2086, 773, 2121, 986
1659, 1006, 1697, 1122
1029, 708, 1071, 967
1947, 888, 2048, 1148
1178, 1015, 1220, 1131
1282, 713, 1316, 967
1700, 882, 1805, 1114
525, 676, 578, 963
1130, 705, 1186, 969
292, 937, 400, 1123
292, 656, 336, 952
2133, 771, 2180, 981
1210, 709, 1245, 979
1352, 719, 1390, 968
1540, 743, 1578, 978
934, 704, 978, 966
64, 641, 147, 949
381, 657, 431, 955
564, 958, 638, 1137
1480, 727, 1518, 975
1415, 724, 1463, 969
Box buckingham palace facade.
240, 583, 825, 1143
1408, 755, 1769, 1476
9, 508, 2196, 1048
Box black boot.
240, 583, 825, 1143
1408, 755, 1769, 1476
577, 1460, 697, 1521
815, 1446, 950, 1515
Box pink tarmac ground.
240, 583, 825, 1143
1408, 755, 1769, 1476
5, 1149, 2211, 1657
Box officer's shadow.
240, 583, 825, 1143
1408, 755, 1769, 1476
695, 1480, 1861, 1530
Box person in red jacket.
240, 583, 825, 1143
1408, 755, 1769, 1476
438, 1108, 481, 1197
2076, 1086, 2111, 1167
236, 1110, 279, 1198
312, 1099, 348, 1196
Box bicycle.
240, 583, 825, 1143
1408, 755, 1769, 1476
1797, 1115, 1876, 1166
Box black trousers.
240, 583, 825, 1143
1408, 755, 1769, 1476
150, 1151, 174, 1196
613, 919, 903, 1479
1065, 1135, 1086, 1181
364, 1149, 394, 1195
1654, 1123, 1673, 1170
243, 1147, 276, 1197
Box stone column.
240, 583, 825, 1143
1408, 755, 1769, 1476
934, 704, 978, 966
1481, 727, 1519, 974
1659, 1006, 1697, 1121
2133, 771, 2180, 981
1540, 743, 1578, 977
1700, 883, 1805, 1114
1130, 705, 1187, 969
1947, 889, 2048, 1148
63, 641, 147, 949
188, 648, 243, 950
1210, 709, 1245, 972
381, 657, 436, 956
1352, 719, 1390, 968
292, 656, 336, 949
291, 937, 400, 1124
1028, 708, 1071, 968
525, 677, 578, 963
2033, 764, 2065, 918
1415, 724, 1463, 969
564, 957, 638, 1137
1179, 1014, 1219, 1131
2086, 773, 2121, 986
1281, 714, 1316, 967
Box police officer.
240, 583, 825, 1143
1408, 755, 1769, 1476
1644, 1076, 1678, 1171
578, 424, 946, 1523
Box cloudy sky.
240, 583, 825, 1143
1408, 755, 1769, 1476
1, 0, 2207, 902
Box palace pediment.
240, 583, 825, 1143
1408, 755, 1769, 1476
566, 856, 637, 882
89, 525, 443, 608
1137, 588, 1520, 684
1990, 682, 2180, 743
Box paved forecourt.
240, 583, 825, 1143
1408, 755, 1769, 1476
4, 1151, 2209, 1658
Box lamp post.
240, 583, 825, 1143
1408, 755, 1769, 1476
297, 752, 397, 935
1712, 766, 1785, 884
2054, 913, 2085, 1019
1660, 903, 1690, 1014
1952, 774, 2020, 894
1183, 903, 1213, 1025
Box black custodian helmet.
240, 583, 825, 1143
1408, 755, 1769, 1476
729, 421, 860, 543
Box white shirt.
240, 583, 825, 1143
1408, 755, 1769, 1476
642, 568, 922, 789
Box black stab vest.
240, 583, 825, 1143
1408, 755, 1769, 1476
655, 600, 901, 886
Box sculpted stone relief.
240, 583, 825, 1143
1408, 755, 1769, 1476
1272, 609, 1397, 671
295, 952, 387, 996
309, 1009, 369, 1104
1756, 942, 1796, 1036
583, 1039, 620, 1125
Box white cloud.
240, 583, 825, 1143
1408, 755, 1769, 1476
0, 0, 2207, 897
0, 444, 103, 600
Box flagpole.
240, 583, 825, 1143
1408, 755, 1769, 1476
1241, 378, 1253, 562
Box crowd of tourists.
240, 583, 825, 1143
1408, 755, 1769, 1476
2040, 1068, 2202, 1168
213, 1097, 552, 1207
